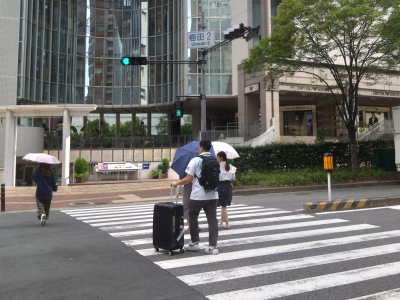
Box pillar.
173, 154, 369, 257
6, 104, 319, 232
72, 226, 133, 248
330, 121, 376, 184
4, 110, 17, 187
83, 116, 87, 136
147, 112, 152, 136
131, 112, 136, 137
61, 109, 71, 186
115, 112, 120, 137
191, 99, 201, 139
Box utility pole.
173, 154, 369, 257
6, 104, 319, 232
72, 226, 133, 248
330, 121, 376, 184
200, 12, 207, 140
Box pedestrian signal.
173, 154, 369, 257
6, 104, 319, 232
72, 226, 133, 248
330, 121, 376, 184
174, 101, 183, 118
120, 57, 148, 65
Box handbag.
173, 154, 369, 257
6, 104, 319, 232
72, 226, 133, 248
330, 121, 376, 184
52, 183, 58, 192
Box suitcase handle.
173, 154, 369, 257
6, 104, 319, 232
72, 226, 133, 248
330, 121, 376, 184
170, 186, 180, 204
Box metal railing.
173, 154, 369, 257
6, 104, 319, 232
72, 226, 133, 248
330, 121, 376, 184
44, 134, 195, 150
237, 120, 275, 147
358, 119, 394, 141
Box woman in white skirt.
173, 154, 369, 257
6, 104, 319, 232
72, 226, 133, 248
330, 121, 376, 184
217, 151, 236, 229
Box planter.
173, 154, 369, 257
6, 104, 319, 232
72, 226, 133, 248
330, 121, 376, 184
76, 177, 84, 183
162, 173, 168, 179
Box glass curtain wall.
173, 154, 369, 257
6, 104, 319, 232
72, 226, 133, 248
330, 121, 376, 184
187, 0, 232, 96
18, 0, 184, 106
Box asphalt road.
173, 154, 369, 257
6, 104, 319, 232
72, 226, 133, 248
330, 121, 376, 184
3, 185, 400, 300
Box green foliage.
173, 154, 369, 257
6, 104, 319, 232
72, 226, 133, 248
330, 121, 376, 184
151, 169, 162, 177
75, 157, 89, 175
120, 121, 132, 137
86, 119, 114, 137
314, 127, 325, 144
234, 167, 398, 187
181, 115, 193, 135
233, 139, 394, 172
136, 117, 147, 136
156, 115, 168, 135
160, 158, 170, 174
74, 171, 89, 179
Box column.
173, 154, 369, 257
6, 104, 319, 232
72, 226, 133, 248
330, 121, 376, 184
4, 110, 17, 187
131, 112, 136, 137
147, 112, 152, 136
272, 90, 280, 141
61, 109, 71, 186
191, 99, 201, 139
115, 112, 120, 137
83, 116, 87, 136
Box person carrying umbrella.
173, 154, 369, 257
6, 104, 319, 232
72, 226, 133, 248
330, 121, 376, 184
32, 163, 57, 226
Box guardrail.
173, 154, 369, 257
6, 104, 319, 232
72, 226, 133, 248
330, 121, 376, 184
358, 119, 393, 141
237, 121, 275, 147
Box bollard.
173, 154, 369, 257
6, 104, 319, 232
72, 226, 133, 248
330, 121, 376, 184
1, 183, 5, 212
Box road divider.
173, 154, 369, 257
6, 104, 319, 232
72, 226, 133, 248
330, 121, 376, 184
304, 196, 400, 212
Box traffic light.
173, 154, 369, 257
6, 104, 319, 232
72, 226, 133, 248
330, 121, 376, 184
223, 23, 245, 40
120, 57, 148, 65
174, 100, 183, 118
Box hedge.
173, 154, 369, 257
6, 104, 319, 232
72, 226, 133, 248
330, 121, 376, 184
232, 139, 394, 172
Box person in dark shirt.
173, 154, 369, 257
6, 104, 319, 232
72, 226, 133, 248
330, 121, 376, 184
32, 163, 56, 226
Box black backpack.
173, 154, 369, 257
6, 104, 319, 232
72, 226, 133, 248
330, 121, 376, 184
196, 155, 220, 192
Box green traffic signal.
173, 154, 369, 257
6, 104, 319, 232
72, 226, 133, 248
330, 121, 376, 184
121, 57, 130, 65
175, 110, 182, 117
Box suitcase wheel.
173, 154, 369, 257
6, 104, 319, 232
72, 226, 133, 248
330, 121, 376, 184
180, 247, 185, 253
168, 251, 174, 256
155, 247, 159, 252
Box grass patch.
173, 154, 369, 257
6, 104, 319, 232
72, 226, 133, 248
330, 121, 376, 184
234, 168, 398, 188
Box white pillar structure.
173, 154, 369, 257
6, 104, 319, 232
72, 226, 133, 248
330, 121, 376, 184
62, 109, 71, 186
4, 110, 17, 187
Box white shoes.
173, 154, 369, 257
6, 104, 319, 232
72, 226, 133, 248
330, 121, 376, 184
184, 242, 199, 251
40, 214, 46, 226
205, 246, 218, 255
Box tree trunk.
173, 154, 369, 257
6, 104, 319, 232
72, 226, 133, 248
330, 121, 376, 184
347, 125, 358, 173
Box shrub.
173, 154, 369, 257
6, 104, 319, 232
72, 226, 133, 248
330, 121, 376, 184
75, 157, 88, 175
161, 158, 170, 174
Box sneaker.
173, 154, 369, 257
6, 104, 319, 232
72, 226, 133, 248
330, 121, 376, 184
40, 214, 46, 226
224, 224, 230, 229
185, 228, 190, 233
184, 241, 199, 251
205, 246, 218, 255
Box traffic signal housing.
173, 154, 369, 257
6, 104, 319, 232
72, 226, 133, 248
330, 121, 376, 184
174, 100, 183, 118
120, 57, 148, 65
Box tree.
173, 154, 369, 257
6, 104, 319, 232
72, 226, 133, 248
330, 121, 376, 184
181, 115, 193, 135
136, 117, 147, 136
120, 121, 132, 137
242, 0, 400, 173
156, 114, 168, 135
86, 119, 113, 137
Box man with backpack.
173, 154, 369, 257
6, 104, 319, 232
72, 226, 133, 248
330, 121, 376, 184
171, 139, 220, 255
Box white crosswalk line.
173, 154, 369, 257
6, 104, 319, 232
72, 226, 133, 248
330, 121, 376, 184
206, 261, 400, 300
85, 209, 294, 226
110, 218, 348, 238
347, 288, 400, 300
179, 242, 400, 286
136, 224, 377, 256
155, 230, 400, 269
75, 205, 268, 220
83, 207, 286, 223
62, 203, 156, 214
100, 214, 314, 231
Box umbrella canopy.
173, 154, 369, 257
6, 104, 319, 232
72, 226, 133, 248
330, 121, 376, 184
22, 153, 61, 164
171, 141, 215, 179
211, 141, 240, 159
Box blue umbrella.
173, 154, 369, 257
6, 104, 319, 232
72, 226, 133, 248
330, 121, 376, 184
171, 141, 215, 179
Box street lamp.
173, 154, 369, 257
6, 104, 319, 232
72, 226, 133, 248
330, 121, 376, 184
323, 153, 334, 201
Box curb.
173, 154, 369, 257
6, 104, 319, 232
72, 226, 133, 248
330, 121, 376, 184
233, 180, 400, 197
303, 196, 400, 212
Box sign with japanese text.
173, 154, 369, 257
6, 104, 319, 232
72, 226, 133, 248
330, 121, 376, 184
187, 30, 215, 48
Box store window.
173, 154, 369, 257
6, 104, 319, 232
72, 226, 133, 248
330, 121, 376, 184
283, 110, 313, 136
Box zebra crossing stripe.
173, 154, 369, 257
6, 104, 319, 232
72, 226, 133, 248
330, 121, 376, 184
62, 203, 156, 214
136, 224, 377, 256
75, 205, 267, 220
86, 209, 292, 226
346, 288, 400, 300
155, 230, 400, 269
110, 218, 348, 238
206, 261, 400, 300
180, 242, 400, 286
100, 214, 314, 231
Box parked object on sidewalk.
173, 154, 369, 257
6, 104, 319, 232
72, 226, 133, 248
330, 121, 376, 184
23, 153, 61, 164
152, 187, 185, 256
211, 141, 239, 159
171, 141, 215, 180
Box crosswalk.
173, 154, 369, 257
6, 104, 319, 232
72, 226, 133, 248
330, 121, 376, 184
61, 203, 400, 300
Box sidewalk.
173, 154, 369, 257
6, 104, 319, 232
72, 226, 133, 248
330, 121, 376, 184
2, 179, 400, 212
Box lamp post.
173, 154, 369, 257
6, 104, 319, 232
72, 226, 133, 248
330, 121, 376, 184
323, 153, 334, 201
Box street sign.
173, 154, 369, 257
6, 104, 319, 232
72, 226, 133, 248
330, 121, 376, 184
187, 30, 215, 48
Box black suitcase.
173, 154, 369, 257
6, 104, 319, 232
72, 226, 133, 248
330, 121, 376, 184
153, 187, 185, 256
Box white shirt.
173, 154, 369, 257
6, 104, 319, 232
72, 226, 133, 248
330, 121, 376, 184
219, 161, 236, 181
185, 152, 219, 200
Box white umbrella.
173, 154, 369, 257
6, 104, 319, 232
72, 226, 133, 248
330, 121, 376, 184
22, 153, 61, 164
211, 141, 240, 159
